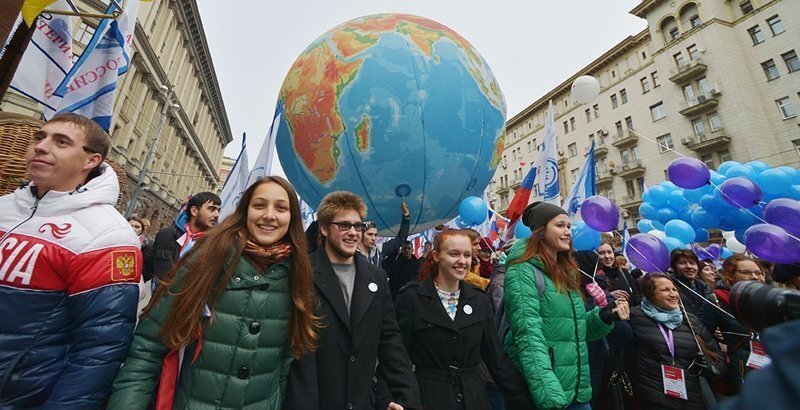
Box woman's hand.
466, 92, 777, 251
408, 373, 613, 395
612, 299, 630, 320
609, 289, 630, 301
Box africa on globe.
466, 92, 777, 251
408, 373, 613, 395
275, 13, 506, 235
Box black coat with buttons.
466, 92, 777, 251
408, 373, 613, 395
394, 277, 534, 410
285, 249, 421, 410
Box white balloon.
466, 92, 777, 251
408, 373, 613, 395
648, 229, 667, 240
726, 236, 747, 253
721, 230, 735, 239
571, 75, 601, 104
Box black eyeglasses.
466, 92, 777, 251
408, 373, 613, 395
330, 221, 367, 232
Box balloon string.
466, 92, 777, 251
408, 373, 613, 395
611, 229, 737, 321
628, 129, 800, 244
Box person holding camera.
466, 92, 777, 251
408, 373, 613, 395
629, 273, 724, 409
698, 254, 767, 394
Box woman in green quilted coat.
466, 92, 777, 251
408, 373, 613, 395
503, 202, 630, 409
107, 176, 319, 409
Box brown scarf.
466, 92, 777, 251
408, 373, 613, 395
243, 238, 293, 271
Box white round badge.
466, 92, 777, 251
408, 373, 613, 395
463, 305, 473, 315
368, 282, 378, 293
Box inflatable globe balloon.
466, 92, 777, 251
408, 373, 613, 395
571, 76, 600, 104
275, 14, 506, 235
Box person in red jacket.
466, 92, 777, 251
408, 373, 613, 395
0, 113, 142, 408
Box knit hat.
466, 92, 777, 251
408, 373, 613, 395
480, 237, 494, 251
522, 201, 568, 230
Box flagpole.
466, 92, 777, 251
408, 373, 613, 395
125, 86, 178, 218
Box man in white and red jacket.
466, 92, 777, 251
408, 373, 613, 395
0, 113, 142, 408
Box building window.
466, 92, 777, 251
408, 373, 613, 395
625, 116, 634, 131
652, 71, 660, 87
793, 139, 800, 159
620, 89, 628, 104
657, 134, 674, 153
527, 140, 532, 152
589, 133, 596, 145
568, 143, 578, 157
611, 94, 619, 109
74, 22, 96, 47
762, 59, 781, 81
782, 50, 800, 72
641, 77, 651, 93
674, 52, 686, 68
626, 180, 636, 198
748, 25, 765, 45
593, 104, 600, 119
615, 121, 624, 136
698, 77, 713, 95
767, 15, 786, 36
776, 97, 797, 119
669, 27, 680, 41
701, 153, 715, 170
570, 117, 576, 131
585, 108, 592, 123
708, 111, 722, 131
687, 44, 700, 60
719, 149, 732, 163
740, 1, 754, 14
689, 14, 702, 28
692, 117, 707, 138
563, 121, 569, 134
571, 168, 580, 183
650, 102, 666, 121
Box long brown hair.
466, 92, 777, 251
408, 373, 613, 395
143, 176, 318, 358
418, 229, 472, 281
510, 223, 580, 293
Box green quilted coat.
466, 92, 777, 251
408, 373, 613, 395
503, 240, 614, 409
107, 256, 294, 410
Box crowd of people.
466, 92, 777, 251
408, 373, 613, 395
1, 113, 798, 409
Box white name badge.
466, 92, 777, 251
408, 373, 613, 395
746, 340, 771, 370
661, 364, 688, 400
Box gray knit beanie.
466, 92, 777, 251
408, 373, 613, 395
522, 201, 568, 231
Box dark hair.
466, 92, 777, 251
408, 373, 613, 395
670, 248, 699, 274
187, 192, 221, 213
640, 272, 675, 301
511, 224, 580, 293
48, 113, 111, 160
403, 240, 413, 246
144, 177, 318, 358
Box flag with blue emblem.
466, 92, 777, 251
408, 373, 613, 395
562, 140, 596, 217
536, 101, 561, 205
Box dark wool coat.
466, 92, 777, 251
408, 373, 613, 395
395, 277, 533, 410
629, 306, 723, 409
284, 249, 420, 410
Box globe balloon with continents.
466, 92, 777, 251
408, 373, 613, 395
275, 13, 506, 235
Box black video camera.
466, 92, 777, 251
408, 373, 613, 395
729, 281, 800, 331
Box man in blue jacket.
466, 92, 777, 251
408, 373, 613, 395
0, 114, 142, 407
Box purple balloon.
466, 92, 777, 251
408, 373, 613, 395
744, 224, 800, 264
764, 198, 800, 237
719, 177, 762, 208
580, 195, 620, 232
625, 233, 671, 273
707, 243, 722, 259
667, 157, 711, 189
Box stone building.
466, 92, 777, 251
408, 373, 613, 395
490, 0, 799, 232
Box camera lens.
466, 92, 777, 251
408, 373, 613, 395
730, 281, 798, 331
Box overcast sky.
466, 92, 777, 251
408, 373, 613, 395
196, 0, 647, 162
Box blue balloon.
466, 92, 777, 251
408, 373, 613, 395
662, 236, 685, 252
652, 220, 665, 231
572, 221, 602, 251
717, 161, 742, 176
661, 181, 679, 192
665, 220, 696, 243
694, 228, 709, 242
734, 229, 747, 244
776, 166, 799, 183
657, 208, 678, 224
458, 196, 488, 225
642, 190, 652, 203
757, 169, 792, 196
726, 165, 756, 180
789, 185, 800, 201
649, 186, 669, 206
746, 160, 771, 175
455, 216, 470, 228
692, 207, 720, 229
678, 208, 694, 224
728, 208, 756, 229
684, 186, 711, 204
721, 247, 734, 259
709, 170, 727, 186
514, 222, 531, 239
638, 219, 656, 233
639, 202, 658, 220
668, 190, 690, 209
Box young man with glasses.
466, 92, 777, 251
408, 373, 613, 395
287, 191, 420, 410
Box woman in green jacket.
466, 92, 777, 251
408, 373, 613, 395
503, 202, 629, 409
108, 176, 319, 409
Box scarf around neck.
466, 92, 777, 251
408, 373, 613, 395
641, 297, 684, 329
243, 238, 293, 271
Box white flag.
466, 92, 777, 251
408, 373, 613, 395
536, 101, 561, 205
218, 134, 250, 220
10, 0, 72, 112
563, 141, 597, 218
246, 102, 283, 188
50, 0, 139, 129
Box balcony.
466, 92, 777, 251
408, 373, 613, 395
596, 169, 614, 185
681, 128, 731, 152
616, 160, 646, 178
585, 143, 608, 157
611, 130, 638, 148
496, 184, 509, 195
620, 194, 644, 210
669, 58, 708, 83
679, 89, 722, 117
510, 181, 521, 191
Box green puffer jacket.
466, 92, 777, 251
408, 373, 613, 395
503, 239, 614, 409
108, 255, 294, 410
